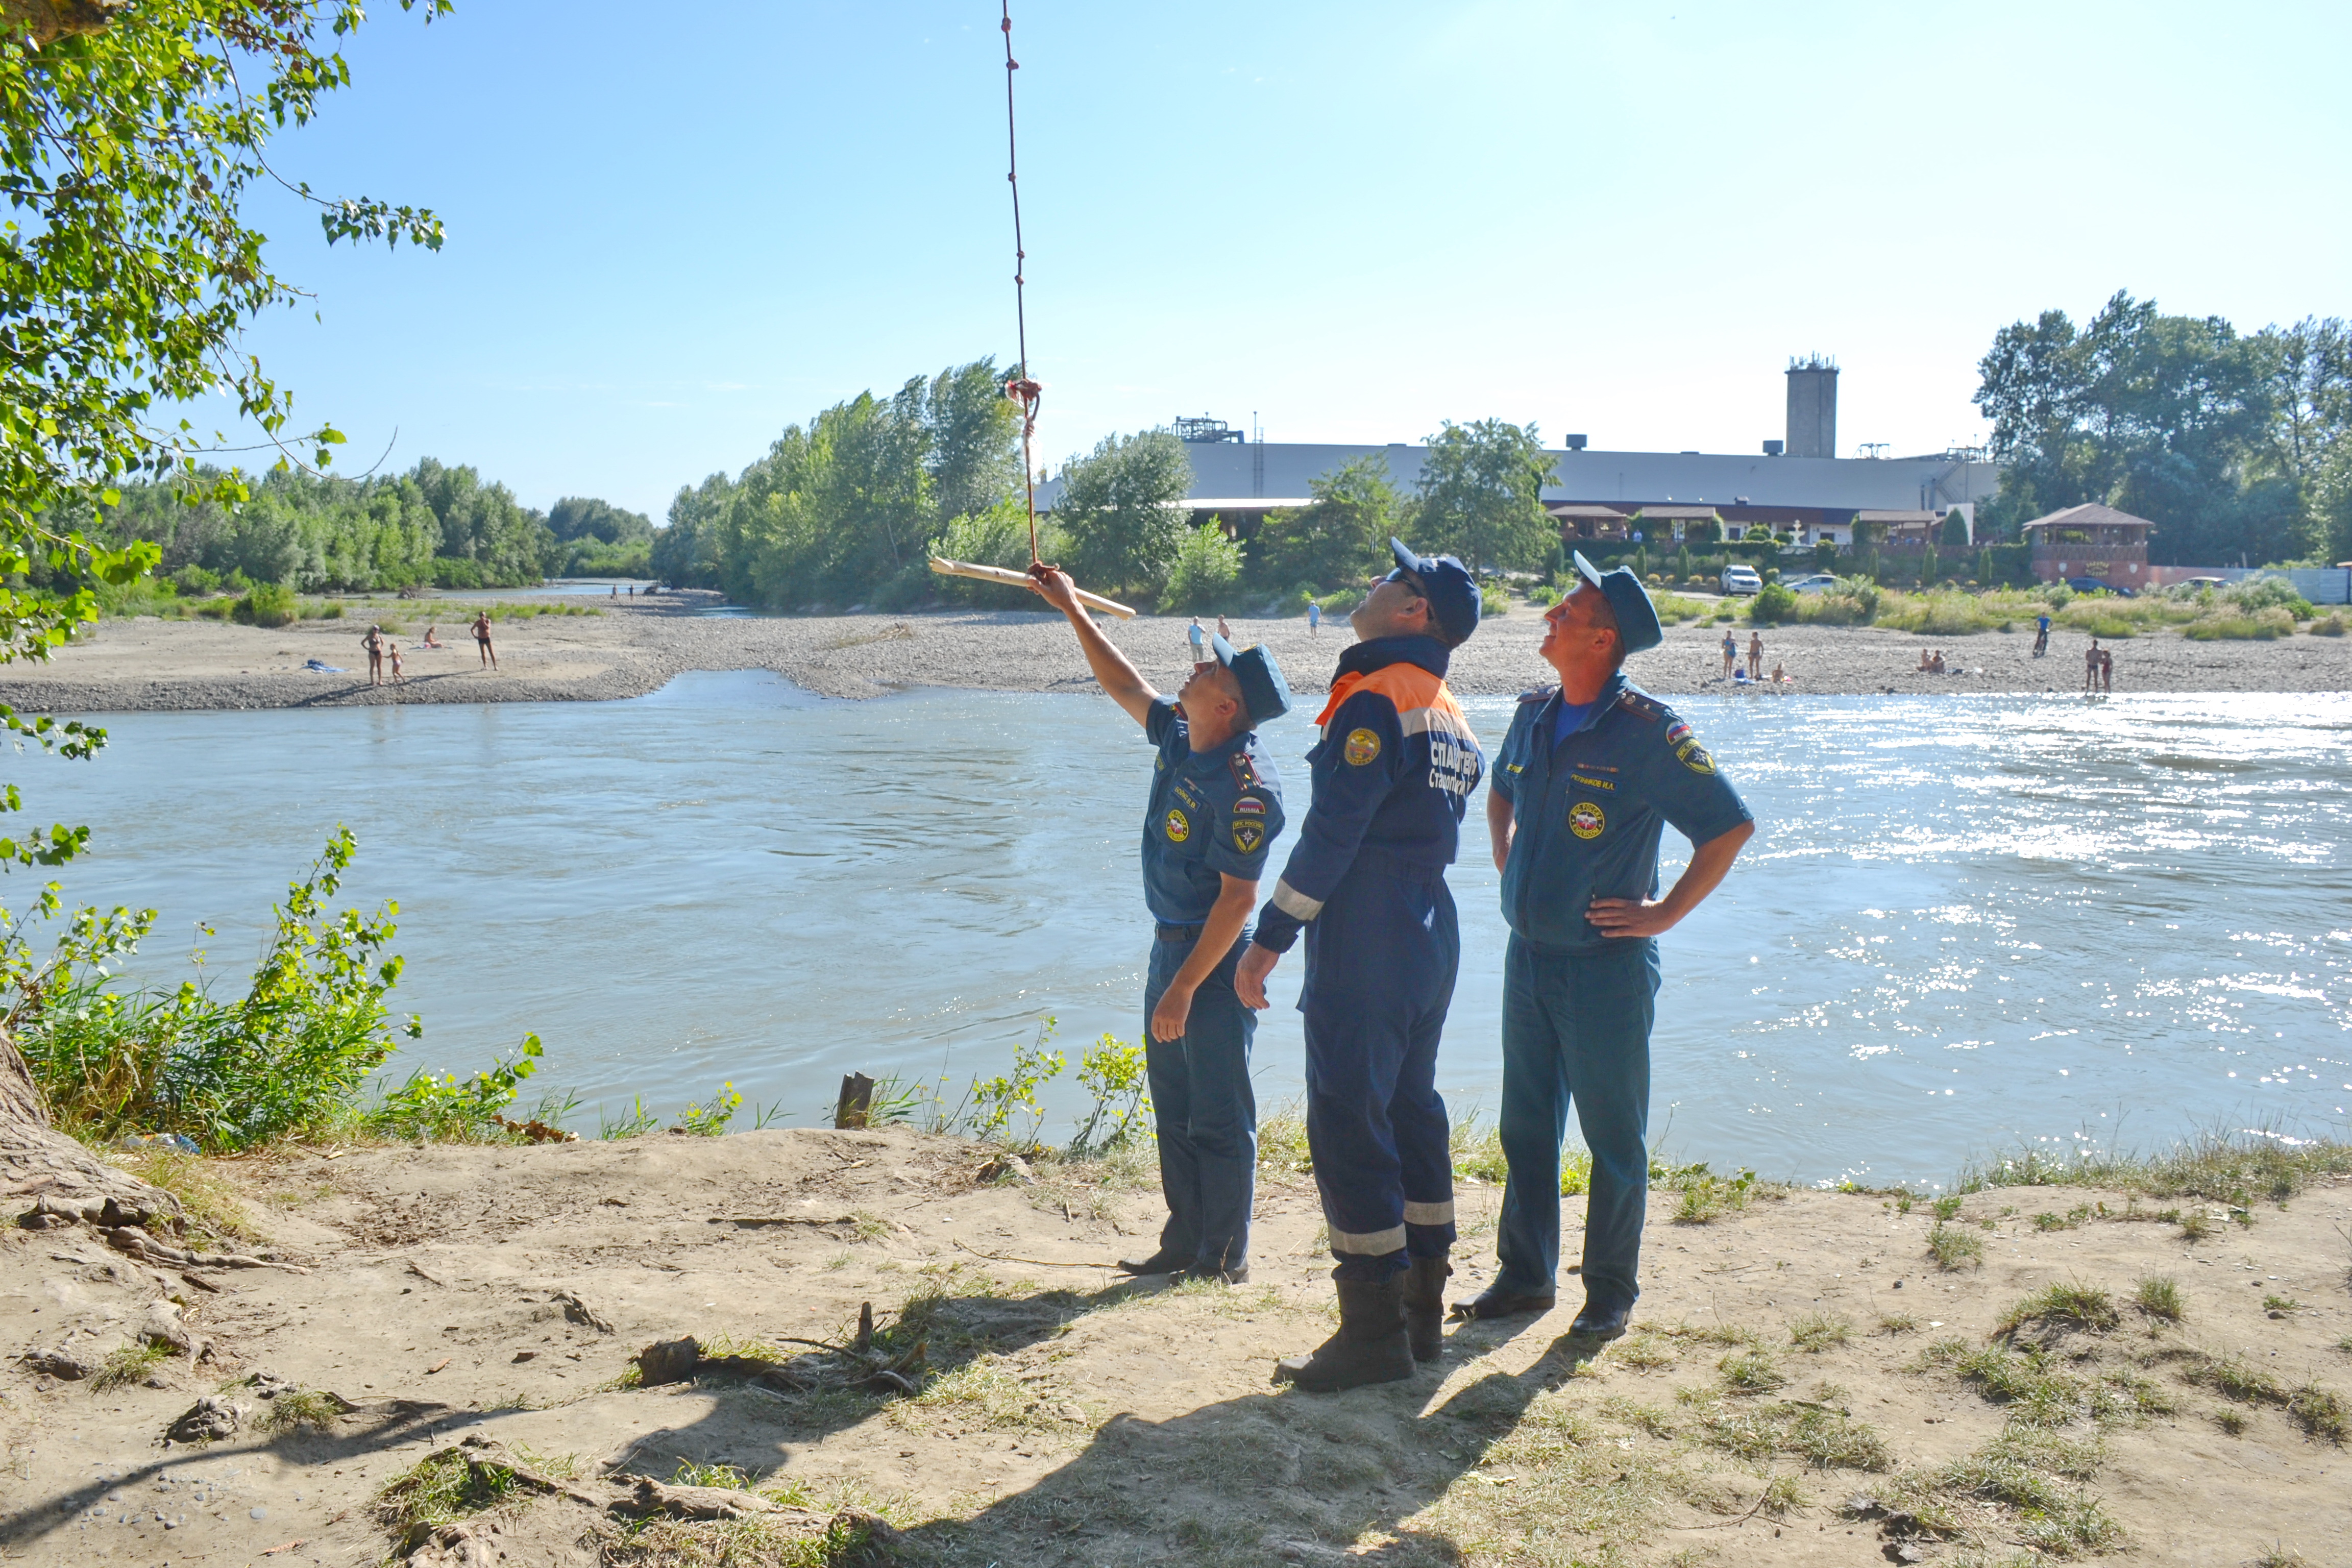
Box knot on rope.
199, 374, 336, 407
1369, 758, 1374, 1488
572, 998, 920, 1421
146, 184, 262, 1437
1003, 374, 1043, 439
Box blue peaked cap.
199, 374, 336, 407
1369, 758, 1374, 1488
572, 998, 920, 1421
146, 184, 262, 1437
1388, 537, 1481, 643
1208, 632, 1291, 724
1572, 550, 1665, 654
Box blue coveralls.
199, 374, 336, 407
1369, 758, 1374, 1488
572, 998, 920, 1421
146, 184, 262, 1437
1139, 697, 1287, 1273
1488, 673, 1751, 1310
1253, 636, 1484, 1282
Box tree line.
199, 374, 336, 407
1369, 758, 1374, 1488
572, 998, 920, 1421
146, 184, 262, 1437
77, 462, 655, 594
1975, 291, 2350, 566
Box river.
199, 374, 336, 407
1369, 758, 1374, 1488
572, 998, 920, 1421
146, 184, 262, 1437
24, 674, 2351, 1185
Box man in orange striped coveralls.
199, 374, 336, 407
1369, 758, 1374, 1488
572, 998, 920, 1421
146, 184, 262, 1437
1237, 538, 1485, 1391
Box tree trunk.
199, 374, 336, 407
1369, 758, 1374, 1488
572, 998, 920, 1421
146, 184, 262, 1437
2, 1, 126, 45
0, 1028, 177, 1227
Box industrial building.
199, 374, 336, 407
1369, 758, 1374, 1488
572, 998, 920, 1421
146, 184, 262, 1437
1043, 360, 2003, 552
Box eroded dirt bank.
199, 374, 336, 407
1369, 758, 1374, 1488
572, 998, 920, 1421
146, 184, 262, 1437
4, 1129, 2348, 1566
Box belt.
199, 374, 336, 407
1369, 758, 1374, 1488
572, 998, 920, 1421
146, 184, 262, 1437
1155, 922, 1206, 943
1349, 844, 1447, 885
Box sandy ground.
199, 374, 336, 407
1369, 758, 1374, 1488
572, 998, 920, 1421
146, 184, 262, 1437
6, 595, 2349, 712
4, 1129, 2347, 1566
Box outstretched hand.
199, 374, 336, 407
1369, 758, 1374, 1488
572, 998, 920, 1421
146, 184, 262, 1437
1027, 566, 1081, 616
1234, 944, 1278, 1010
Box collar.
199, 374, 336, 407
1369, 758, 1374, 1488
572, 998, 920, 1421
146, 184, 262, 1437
1545, 670, 1628, 738
1182, 722, 1253, 763
1334, 633, 1450, 683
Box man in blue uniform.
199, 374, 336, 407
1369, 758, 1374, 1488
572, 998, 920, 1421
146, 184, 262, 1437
1236, 539, 1484, 1391
1457, 552, 1754, 1340
1030, 568, 1289, 1282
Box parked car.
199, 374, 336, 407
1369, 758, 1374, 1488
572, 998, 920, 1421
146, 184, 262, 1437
1719, 564, 1762, 596
2065, 576, 2136, 598
2176, 576, 2228, 590
1782, 572, 1839, 595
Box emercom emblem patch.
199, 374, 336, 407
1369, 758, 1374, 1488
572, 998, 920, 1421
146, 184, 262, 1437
1569, 800, 1606, 840
1343, 728, 1381, 766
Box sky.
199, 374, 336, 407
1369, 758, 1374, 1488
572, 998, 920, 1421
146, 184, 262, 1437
222, 0, 2352, 522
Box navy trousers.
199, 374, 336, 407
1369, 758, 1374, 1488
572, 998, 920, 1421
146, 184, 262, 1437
1299, 854, 1459, 1282
1143, 932, 1258, 1272
1493, 935, 1659, 1310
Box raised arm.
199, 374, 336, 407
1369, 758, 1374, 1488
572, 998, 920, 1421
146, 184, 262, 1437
1031, 567, 1157, 727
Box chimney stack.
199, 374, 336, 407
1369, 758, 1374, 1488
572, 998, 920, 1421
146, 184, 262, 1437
1785, 355, 1838, 459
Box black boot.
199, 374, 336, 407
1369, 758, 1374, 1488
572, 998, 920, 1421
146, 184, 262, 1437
1403, 1254, 1451, 1363
1273, 1278, 1414, 1393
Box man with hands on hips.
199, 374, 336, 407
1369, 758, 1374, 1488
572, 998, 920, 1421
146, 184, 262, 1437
1030, 567, 1290, 1284
1458, 552, 1754, 1342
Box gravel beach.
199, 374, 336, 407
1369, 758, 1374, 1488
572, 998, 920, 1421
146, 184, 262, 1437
8, 592, 2349, 712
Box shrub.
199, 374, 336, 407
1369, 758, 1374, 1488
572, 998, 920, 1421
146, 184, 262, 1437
2221, 576, 2316, 618
1749, 581, 1797, 624
170, 563, 223, 596
2312, 612, 2347, 636
233, 581, 298, 627
932, 499, 1044, 605
1478, 583, 1511, 617
2184, 606, 2296, 641
1158, 523, 1245, 613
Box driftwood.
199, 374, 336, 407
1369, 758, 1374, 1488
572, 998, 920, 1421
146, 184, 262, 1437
1, 1028, 181, 1231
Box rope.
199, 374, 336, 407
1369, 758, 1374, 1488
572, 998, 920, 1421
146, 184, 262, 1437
1000, 1, 1048, 572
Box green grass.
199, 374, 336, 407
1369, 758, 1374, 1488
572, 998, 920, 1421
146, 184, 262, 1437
1877, 1313, 1921, 1335
2133, 1276, 2185, 1323
375, 1448, 521, 1538
1995, 1281, 2120, 1339
1927, 1222, 1983, 1270
92, 1342, 172, 1391
2183, 606, 2297, 640
2263, 1293, 2303, 1312
1788, 1313, 1851, 1353
257, 1389, 350, 1434
1958, 1129, 2351, 1207
1717, 1351, 1785, 1394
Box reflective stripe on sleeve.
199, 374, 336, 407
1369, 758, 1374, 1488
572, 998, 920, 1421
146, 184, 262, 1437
1271, 878, 1324, 921
1326, 1221, 1407, 1256
1402, 1199, 1455, 1227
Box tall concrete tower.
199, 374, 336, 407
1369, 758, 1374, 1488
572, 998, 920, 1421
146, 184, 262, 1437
1785, 355, 1839, 459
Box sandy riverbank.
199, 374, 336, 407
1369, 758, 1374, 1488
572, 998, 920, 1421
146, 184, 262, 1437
4, 1130, 2347, 1565
6, 595, 2349, 712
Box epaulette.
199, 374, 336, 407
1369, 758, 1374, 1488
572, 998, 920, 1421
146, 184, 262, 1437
1517, 684, 1559, 705
1615, 688, 1670, 725
1228, 750, 1261, 793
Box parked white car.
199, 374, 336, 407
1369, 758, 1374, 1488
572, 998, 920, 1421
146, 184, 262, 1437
1719, 564, 1762, 596
1783, 572, 1839, 594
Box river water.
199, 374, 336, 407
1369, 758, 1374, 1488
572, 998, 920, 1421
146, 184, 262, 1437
26, 676, 2351, 1185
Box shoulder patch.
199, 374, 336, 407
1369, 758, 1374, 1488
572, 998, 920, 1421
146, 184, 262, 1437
1518, 684, 1559, 705
1227, 751, 1261, 792
1614, 689, 1669, 724
1343, 728, 1382, 766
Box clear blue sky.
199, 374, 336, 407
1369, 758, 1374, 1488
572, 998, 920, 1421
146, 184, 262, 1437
228, 0, 2351, 522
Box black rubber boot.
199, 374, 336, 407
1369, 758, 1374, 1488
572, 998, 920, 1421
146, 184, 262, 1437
1273, 1278, 1414, 1393
1403, 1254, 1451, 1363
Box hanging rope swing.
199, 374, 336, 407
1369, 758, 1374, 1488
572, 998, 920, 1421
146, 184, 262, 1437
929, 2, 1135, 619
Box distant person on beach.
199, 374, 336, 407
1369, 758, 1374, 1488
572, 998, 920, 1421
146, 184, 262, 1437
472, 610, 497, 670
361, 624, 384, 686
1308, 601, 1322, 636
422, 625, 444, 648
1917, 648, 1934, 671
1217, 614, 1232, 643
1462, 551, 1753, 1344
1746, 630, 1763, 681
2100, 646, 2114, 692
1928, 650, 1948, 674
1771, 661, 1788, 684
387, 638, 404, 683
1026, 566, 1290, 1293
2033, 613, 2051, 656
1720, 628, 1736, 678
2084, 639, 2100, 691
1188, 618, 1205, 660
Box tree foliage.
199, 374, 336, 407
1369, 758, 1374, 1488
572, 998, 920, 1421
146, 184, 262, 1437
1412, 418, 1556, 576
1974, 291, 2352, 565
652, 356, 1022, 609
1050, 427, 1193, 595
89, 459, 555, 591
1252, 451, 1400, 591
0, 0, 443, 878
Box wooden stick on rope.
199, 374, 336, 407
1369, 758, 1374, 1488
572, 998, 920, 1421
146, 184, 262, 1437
929, 557, 1134, 619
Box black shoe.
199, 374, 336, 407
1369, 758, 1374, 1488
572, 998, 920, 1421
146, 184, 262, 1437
1403, 1254, 1451, 1362
1449, 1283, 1555, 1322
1183, 1262, 1250, 1285
1569, 1300, 1632, 1341
1273, 1279, 1414, 1393
1115, 1248, 1188, 1277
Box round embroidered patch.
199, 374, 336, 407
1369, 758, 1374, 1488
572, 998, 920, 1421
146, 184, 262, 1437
1343, 728, 1381, 766
1164, 808, 1190, 843
1569, 800, 1606, 839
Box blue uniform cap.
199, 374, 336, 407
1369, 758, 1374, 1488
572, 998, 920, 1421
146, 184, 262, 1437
1387, 537, 1482, 643
1207, 632, 1291, 724
1571, 550, 1664, 654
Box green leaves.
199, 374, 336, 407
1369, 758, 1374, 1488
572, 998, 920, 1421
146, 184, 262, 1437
1414, 418, 1557, 578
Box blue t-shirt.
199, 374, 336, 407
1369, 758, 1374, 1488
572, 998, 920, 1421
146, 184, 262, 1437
1140, 698, 1286, 925
1552, 698, 1598, 747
